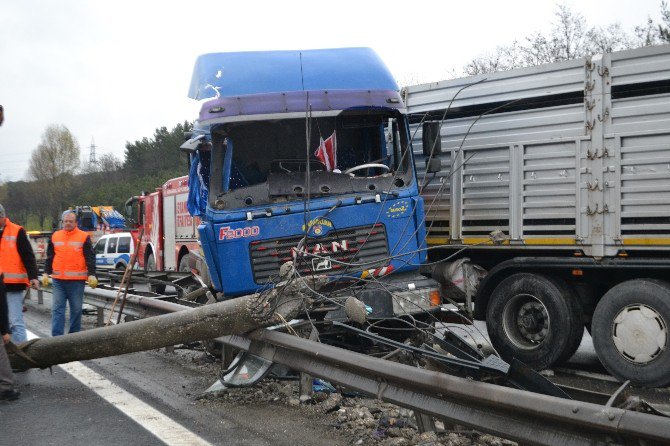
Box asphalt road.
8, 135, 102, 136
1, 294, 349, 446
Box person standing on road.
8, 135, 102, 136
44, 210, 97, 336
0, 276, 20, 401
0, 204, 40, 343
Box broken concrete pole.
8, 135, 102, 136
9, 276, 315, 371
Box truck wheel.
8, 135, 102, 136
145, 253, 166, 294
146, 253, 157, 271
592, 279, 670, 387
178, 255, 190, 273
486, 273, 583, 370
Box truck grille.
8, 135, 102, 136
250, 224, 389, 284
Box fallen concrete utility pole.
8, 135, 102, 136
8, 275, 315, 371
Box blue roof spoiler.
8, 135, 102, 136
188, 47, 399, 100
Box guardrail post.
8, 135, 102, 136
299, 327, 319, 402
37, 289, 44, 305
415, 411, 436, 433
97, 309, 105, 327
299, 371, 313, 402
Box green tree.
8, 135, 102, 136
124, 121, 191, 176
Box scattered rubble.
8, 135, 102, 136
192, 354, 517, 446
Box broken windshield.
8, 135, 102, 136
207, 109, 412, 210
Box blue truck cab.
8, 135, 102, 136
185, 48, 438, 318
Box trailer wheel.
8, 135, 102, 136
486, 273, 583, 370
592, 279, 670, 387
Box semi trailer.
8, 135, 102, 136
405, 44, 670, 387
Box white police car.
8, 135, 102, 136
94, 232, 135, 270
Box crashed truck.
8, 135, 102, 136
180, 45, 670, 388
181, 47, 442, 340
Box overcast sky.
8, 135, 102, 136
0, 0, 665, 182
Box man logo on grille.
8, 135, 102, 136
312, 257, 332, 271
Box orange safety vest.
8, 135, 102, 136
52, 227, 89, 281
0, 218, 29, 285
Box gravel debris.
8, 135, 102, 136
190, 352, 517, 446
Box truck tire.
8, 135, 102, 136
145, 253, 166, 294
178, 255, 190, 273
145, 253, 157, 271
486, 273, 583, 370
591, 279, 670, 387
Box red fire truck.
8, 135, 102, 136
125, 176, 200, 272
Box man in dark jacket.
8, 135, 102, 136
0, 204, 39, 343
0, 276, 20, 401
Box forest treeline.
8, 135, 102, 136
0, 122, 192, 230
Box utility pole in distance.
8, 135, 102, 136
89, 137, 97, 165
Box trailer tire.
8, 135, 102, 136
592, 279, 670, 387
486, 273, 583, 370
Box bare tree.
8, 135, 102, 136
28, 124, 81, 224
97, 153, 123, 173
29, 124, 80, 180
465, 3, 641, 75
80, 152, 122, 175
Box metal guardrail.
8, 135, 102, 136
222, 330, 670, 446
75, 287, 670, 446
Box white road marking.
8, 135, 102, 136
27, 330, 213, 446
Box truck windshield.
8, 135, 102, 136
207, 109, 412, 210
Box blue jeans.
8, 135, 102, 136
6, 290, 27, 343
51, 279, 85, 336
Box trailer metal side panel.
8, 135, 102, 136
404, 58, 585, 113
406, 44, 670, 257
605, 45, 670, 253
408, 57, 587, 250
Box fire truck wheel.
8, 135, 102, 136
145, 253, 157, 271
145, 253, 166, 294
592, 279, 670, 387
486, 273, 583, 370
178, 255, 190, 273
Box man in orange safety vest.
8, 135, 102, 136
44, 210, 97, 336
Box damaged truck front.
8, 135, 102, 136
183, 48, 440, 327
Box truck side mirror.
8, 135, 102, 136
180, 134, 205, 152
422, 122, 441, 157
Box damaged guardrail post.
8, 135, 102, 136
8, 274, 319, 371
